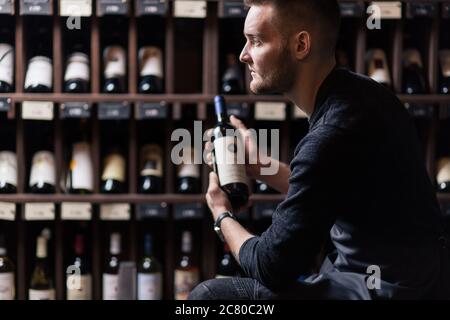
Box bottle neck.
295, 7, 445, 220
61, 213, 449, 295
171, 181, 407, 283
36, 237, 47, 259
144, 234, 153, 256
214, 96, 229, 124
74, 234, 85, 256
110, 233, 121, 255
181, 231, 192, 254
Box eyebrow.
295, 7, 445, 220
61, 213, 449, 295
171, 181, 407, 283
244, 33, 262, 38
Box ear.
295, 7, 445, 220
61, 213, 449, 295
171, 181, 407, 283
293, 31, 311, 60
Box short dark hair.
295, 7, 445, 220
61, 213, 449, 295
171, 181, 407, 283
244, 0, 341, 56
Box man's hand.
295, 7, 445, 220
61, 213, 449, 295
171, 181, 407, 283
206, 171, 252, 220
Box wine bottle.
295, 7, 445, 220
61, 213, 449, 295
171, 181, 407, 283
139, 144, 163, 194
137, 233, 162, 300
215, 243, 241, 279
174, 231, 199, 300
403, 48, 428, 94
103, 45, 126, 94
24, 56, 53, 93
0, 43, 14, 93
101, 148, 126, 194
221, 53, 244, 95
0, 234, 15, 300
138, 46, 164, 94
437, 158, 450, 192
255, 179, 276, 194
66, 234, 92, 300
67, 142, 94, 194
103, 232, 121, 300
439, 50, 450, 94
0, 151, 17, 194
212, 96, 249, 210
29, 236, 54, 300
366, 48, 391, 88
177, 146, 200, 194
64, 52, 90, 93
29, 151, 56, 194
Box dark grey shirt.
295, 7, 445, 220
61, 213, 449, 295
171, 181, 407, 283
239, 68, 449, 299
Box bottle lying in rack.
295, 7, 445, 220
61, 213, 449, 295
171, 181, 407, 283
138, 46, 164, 94
101, 147, 126, 194
103, 45, 127, 94
137, 233, 162, 300
24, 56, 53, 93
66, 233, 92, 300
0, 234, 15, 300
0, 151, 17, 194
402, 48, 428, 94
177, 146, 201, 194
255, 179, 277, 194
139, 144, 164, 194
439, 50, 450, 94
103, 232, 121, 300
29, 233, 54, 300
366, 48, 391, 88
215, 243, 242, 279
29, 151, 56, 194
64, 51, 90, 93
436, 158, 450, 192
174, 230, 199, 300
0, 43, 14, 93
221, 53, 244, 95
212, 96, 249, 210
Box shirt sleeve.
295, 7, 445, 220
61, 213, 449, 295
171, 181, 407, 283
238, 124, 352, 290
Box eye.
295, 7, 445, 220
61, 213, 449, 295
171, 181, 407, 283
250, 39, 262, 47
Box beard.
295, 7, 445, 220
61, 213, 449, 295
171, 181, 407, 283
250, 47, 297, 95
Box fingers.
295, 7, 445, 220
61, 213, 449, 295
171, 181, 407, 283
230, 115, 247, 131
207, 171, 220, 194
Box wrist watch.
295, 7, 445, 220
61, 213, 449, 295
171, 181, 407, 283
214, 211, 237, 242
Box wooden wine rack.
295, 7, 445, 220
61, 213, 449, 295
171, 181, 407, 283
0, 0, 449, 300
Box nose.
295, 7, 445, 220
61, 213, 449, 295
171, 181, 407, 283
239, 42, 251, 65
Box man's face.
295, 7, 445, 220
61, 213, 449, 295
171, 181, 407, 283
239, 4, 297, 94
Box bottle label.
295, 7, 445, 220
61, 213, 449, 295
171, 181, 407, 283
64, 53, 90, 82
24, 56, 53, 89
0, 151, 17, 187
102, 153, 126, 182
71, 142, 94, 191
215, 274, 232, 279
440, 51, 450, 77
213, 136, 247, 186
28, 289, 55, 300
102, 273, 119, 300
67, 274, 92, 300
437, 158, 450, 184
140, 145, 163, 177
139, 47, 163, 78
178, 163, 200, 178
174, 270, 199, 300
0, 44, 14, 85
29, 151, 56, 187
103, 46, 126, 78
0, 272, 15, 300
137, 272, 162, 300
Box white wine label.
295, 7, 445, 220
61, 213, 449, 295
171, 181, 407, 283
71, 142, 94, 191
293, 106, 308, 119
102, 153, 126, 182
0, 202, 15, 221
437, 158, 450, 184
140, 145, 163, 177
178, 164, 200, 178
370, 1, 402, 19
22, 101, 54, 121
24, 56, 53, 89
60, 0, 92, 16
0, 44, 14, 85
64, 53, 90, 82
67, 274, 92, 300
174, 0, 206, 18
137, 272, 162, 300
0, 151, 17, 187
29, 289, 55, 300
102, 273, 119, 300
139, 47, 163, 78
24, 203, 55, 221
0, 272, 15, 300
213, 136, 247, 187
100, 203, 131, 220
255, 102, 286, 121
61, 202, 92, 220
174, 269, 199, 300
215, 274, 232, 279
440, 50, 450, 78
29, 151, 56, 187
103, 46, 126, 78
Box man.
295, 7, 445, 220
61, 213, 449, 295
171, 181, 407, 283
190, 0, 450, 299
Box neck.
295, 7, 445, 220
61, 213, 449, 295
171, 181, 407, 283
285, 58, 336, 118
